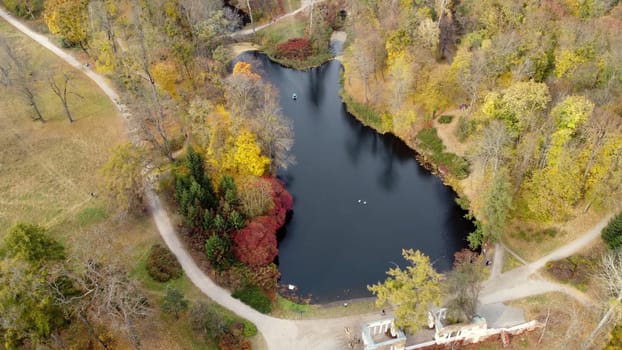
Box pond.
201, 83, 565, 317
234, 52, 472, 302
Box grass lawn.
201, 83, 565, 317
0, 18, 123, 233
0, 18, 258, 349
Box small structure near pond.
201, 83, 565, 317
361, 317, 406, 350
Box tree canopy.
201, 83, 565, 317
368, 249, 442, 334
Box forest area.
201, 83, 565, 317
2, 0, 622, 349
342, 0, 622, 247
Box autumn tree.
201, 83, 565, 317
479, 81, 551, 138
3, 0, 45, 19
368, 249, 442, 334
233, 216, 278, 267
44, 0, 89, 50
469, 120, 512, 175
521, 95, 594, 221
0, 258, 63, 348
100, 142, 146, 214
0, 223, 66, 348
444, 249, 486, 323
0, 223, 65, 263
224, 62, 294, 174
116, 2, 177, 161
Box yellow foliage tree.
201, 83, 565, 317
44, 0, 89, 48
152, 60, 179, 98
232, 61, 260, 80
368, 249, 442, 334
232, 130, 270, 177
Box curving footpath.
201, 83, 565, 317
1, 6, 616, 348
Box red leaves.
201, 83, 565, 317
233, 216, 278, 266
266, 177, 293, 228
276, 38, 312, 60
233, 178, 292, 267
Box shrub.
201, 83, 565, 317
232, 285, 272, 313
602, 212, 622, 250
545, 255, 596, 290
438, 115, 453, 124
511, 227, 559, 243
242, 320, 257, 337
146, 244, 183, 282
416, 128, 445, 154
276, 38, 312, 60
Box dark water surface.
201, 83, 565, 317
235, 52, 472, 302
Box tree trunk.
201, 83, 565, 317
62, 102, 74, 123
78, 311, 110, 350
25, 89, 45, 123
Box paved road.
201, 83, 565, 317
2, 7, 615, 348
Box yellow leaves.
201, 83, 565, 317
151, 60, 178, 98
92, 33, 115, 74
554, 46, 595, 78
551, 95, 594, 131
233, 130, 270, 177
367, 249, 442, 334
43, 0, 88, 46
385, 30, 411, 65
232, 62, 260, 80
555, 49, 583, 77
202, 105, 269, 179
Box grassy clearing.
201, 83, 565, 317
258, 15, 307, 45
0, 19, 123, 233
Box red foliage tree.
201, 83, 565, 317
276, 38, 312, 60
233, 216, 278, 266
266, 177, 293, 227
233, 178, 292, 267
